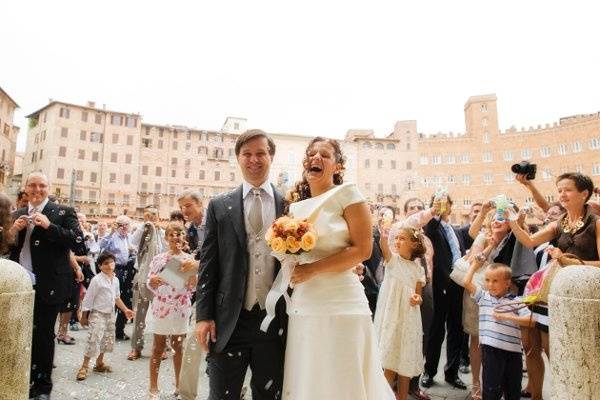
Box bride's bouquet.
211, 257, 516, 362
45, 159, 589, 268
260, 216, 318, 332
265, 216, 317, 254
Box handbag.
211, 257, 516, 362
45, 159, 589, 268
496, 252, 584, 313
449, 257, 470, 286
533, 253, 584, 304
450, 256, 485, 288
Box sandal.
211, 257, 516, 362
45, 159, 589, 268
57, 335, 76, 345
76, 366, 88, 381
93, 363, 113, 373
470, 386, 482, 400
148, 390, 160, 399
127, 350, 141, 361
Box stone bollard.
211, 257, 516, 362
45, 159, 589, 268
0, 258, 34, 400
549, 265, 600, 399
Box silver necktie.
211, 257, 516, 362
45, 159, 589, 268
248, 188, 263, 234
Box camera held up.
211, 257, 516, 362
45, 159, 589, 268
511, 161, 537, 180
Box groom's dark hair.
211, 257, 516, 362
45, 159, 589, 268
235, 129, 276, 157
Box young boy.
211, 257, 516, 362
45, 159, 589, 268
76, 252, 133, 380
464, 258, 534, 400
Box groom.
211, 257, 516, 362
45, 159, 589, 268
196, 129, 286, 400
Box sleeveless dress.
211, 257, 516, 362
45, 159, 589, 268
555, 205, 599, 261
373, 254, 425, 377
283, 183, 395, 400
530, 205, 599, 330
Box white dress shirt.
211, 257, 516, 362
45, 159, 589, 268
81, 272, 121, 313
242, 180, 275, 232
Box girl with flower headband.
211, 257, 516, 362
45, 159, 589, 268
374, 222, 427, 400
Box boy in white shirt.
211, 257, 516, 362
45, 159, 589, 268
76, 252, 133, 380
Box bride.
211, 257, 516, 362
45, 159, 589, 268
283, 137, 395, 399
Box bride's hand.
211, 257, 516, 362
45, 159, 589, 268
353, 263, 365, 281
290, 263, 317, 286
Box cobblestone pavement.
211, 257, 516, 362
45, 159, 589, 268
52, 323, 551, 399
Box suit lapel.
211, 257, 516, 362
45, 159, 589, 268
14, 208, 28, 249
225, 185, 247, 248
272, 184, 284, 218
271, 184, 285, 273
32, 201, 57, 238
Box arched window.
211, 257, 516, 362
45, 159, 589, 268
375, 143, 384, 150
362, 141, 372, 149
386, 143, 396, 150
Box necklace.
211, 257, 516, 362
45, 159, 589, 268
561, 215, 584, 234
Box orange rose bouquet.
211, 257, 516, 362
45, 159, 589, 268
260, 215, 318, 332
265, 216, 317, 255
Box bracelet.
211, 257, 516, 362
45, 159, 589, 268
475, 253, 487, 262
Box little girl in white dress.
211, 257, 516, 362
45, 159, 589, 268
374, 222, 427, 400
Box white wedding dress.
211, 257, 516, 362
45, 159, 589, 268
283, 183, 395, 400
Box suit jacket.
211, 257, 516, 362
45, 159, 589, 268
456, 224, 474, 252
197, 184, 285, 352
361, 227, 381, 294
9, 201, 82, 305
424, 217, 466, 291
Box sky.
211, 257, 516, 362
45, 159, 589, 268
2, 1, 600, 152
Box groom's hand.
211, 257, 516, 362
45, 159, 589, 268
353, 263, 365, 281
196, 320, 217, 352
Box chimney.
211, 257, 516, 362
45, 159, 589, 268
87, 101, 96, 108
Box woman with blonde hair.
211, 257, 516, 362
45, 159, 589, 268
453, 206, 521, 400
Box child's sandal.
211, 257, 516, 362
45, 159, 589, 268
76, 366, 88, 381
93, 363, 113, 373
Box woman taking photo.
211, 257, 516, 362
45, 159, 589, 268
508, 172, 599, 268
453, 206, 520, 400
507, 172, 600, 360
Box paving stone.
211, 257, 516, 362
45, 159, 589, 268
51, 323, 552, 399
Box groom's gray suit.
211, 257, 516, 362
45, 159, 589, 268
197, 183, 287, 400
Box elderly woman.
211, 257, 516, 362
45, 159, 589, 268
508, 172, 600, 362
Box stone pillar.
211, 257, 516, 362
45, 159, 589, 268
0, 259, 34, 400
549, 265, 600, 399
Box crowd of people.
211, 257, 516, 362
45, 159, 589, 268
0, 129, 599, 400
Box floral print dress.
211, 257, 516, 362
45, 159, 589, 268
146, 251, 195, 335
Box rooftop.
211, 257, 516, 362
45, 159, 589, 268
25, 100, 140, 119
0, 85, 19, 108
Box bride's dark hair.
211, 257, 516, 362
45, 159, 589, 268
285, 137, 346, 208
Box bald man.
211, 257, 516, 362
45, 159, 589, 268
9, 172, 82, 400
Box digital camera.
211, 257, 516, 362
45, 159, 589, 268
511, 161, 537, 180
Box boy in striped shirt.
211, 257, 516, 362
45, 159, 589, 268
464, 260, 534, 400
